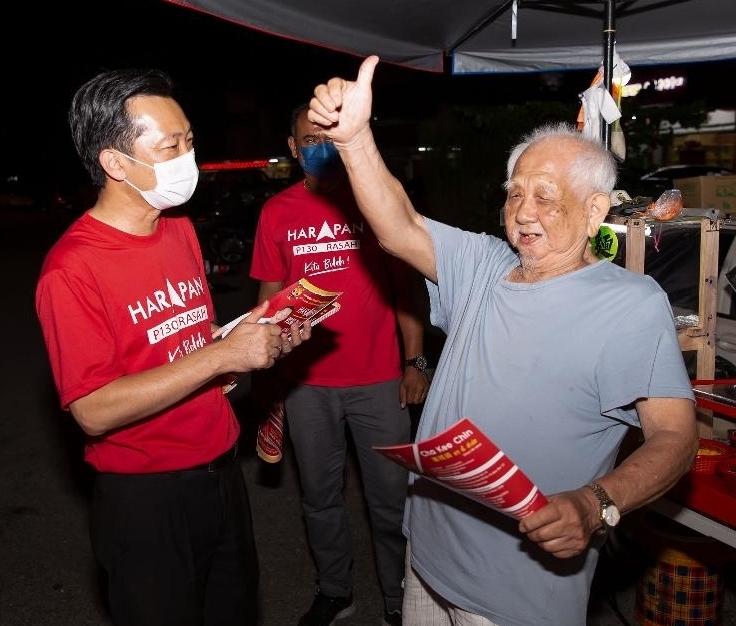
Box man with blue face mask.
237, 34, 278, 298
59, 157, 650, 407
250, 102, 430, 626
299, 138, 343, 179
35, 68, 312, 626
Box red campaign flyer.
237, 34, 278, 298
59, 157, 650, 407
215, 277, 342, 340
374, 417, 548, 520
215, 277, 342, 394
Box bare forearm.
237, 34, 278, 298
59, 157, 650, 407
591, 396, 697, 520
70, 302, 293, 436
70, 341, 229, 436
397, 308, 424, 360
340, 128, 435, 278
342, 129, 412, 238
395, 265, 428, 360
309, 55, 436, 279
600, 427, 697, 514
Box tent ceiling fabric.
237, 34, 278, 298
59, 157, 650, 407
454, 0, 736, 74
167, 0, 736, 74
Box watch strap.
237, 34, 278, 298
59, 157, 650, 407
405, 354, 428, 372
587, 481, 618, 528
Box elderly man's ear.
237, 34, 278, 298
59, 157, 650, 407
587, 193, 611, 237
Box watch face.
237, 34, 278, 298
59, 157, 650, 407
603, 505, 621, 527
408, 355, 428, 372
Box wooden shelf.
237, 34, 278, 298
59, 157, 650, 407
614, 211, 736, 556
607, 210, 725, 437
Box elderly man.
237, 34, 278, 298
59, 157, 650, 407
306, 55, 698, 626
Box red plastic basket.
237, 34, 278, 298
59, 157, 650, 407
689, 438, 735, 475
718, 456, 736, 494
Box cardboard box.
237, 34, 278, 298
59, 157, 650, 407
674, 175, 736, 212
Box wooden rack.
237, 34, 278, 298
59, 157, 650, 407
607, 210, 724, 437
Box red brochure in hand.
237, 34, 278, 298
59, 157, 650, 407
215, 277, 342, 340
374, 417, 548, 520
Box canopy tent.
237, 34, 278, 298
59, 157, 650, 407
164, 0, 736, 76
164, 0, 736, 149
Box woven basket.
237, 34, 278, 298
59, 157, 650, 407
718, 456, 736, 494
688, 438, 735, 475
635, 511, 727, 626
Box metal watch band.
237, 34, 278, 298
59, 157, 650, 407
587, 481, 620, 529
405, 354, 428, 372
587, 482, 614, 510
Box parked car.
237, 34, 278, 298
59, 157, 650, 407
631, 164, 734, 200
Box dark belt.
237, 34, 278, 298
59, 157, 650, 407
191, 443, 239, 472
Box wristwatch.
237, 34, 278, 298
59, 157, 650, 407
587, 481, 621, 532
405, 354, 428, 373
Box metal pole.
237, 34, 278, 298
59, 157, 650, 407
601, 0, 615, 150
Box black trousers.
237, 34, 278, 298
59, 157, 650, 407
90, 458, 259, 626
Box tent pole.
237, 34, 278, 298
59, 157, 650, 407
601, 0, 615, 150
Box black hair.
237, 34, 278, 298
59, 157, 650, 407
68, 68, 174, 187
290, 101, 310, 137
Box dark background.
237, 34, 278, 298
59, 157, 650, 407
3, 0, 735, 186
2, 5, 736, 623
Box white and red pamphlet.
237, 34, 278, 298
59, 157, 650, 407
374, 417, 548, 520
214, 277, 342, 340
215, 277, 342, 393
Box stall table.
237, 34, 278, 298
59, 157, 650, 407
650, 381, 736, 548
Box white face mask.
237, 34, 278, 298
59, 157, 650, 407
116, 149, 199, 210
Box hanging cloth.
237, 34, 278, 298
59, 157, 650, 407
576, 49, 629, 161
577, 71, 622, 143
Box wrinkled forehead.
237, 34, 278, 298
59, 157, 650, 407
512, 138, 574, 184
513, 146, 560, 178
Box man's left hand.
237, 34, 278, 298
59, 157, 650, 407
400, 366, 430, 408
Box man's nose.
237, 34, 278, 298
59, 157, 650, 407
512, 198, 538, 223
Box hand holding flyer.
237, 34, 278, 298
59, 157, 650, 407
216, 277, 342, 393
374, 417, 547, 520
214, 277, 342, 340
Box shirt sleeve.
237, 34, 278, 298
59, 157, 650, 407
36, 266, 122, 409
596, 289, 694, 422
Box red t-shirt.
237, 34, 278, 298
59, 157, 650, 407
35, 212, 239, 473
250, 181, 402, 386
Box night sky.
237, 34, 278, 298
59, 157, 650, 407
3, 0, 734, 187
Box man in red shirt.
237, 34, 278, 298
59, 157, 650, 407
250, 102, 429, 626
35, 68, 310, 626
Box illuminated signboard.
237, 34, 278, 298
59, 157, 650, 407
622, 75, 685, 98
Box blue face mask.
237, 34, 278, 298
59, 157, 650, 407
299, 142, 342, 178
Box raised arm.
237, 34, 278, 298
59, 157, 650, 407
309, 55, 437, 282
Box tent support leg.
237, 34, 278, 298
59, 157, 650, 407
601, 0, 615, 151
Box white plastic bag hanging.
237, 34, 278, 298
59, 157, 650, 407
576, 49, 629, 161
578, 83, 621, 142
